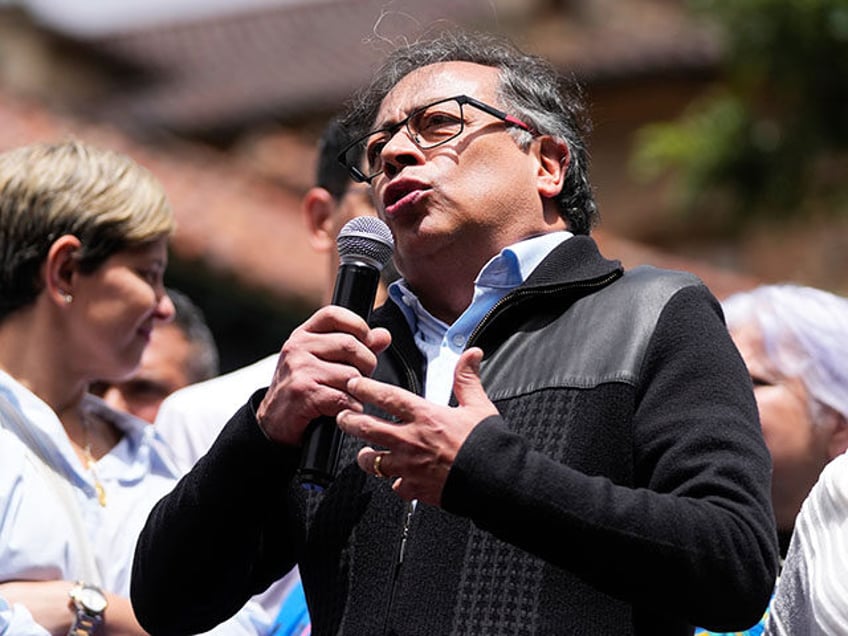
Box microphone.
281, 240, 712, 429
298, 216, 395, 490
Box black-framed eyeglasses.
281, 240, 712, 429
338, 94, 535, 184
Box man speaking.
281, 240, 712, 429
131, 29, 778, 635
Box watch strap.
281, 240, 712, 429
67, 583, 106, 636
68, 609, 103, 636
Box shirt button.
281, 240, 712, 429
452, 334, 467, 348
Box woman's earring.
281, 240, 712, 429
63, 293, 73, 304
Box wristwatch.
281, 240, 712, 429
68, 582, 108, 636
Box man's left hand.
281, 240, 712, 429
337, 347, 497, 506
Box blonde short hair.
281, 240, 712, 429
0, 139, 174, 319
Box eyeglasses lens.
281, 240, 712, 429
350, 98, 466, 181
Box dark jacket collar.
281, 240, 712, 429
373, 235, 621, 323
523, 234, 622, 288
368, 234, 623, 393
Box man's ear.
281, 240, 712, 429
301, 187, 337, 254
536, 136, 570, 200
44, 234, 82, 306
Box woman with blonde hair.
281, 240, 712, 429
0, 139, 179, 634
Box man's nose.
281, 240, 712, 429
380, 127, 425, 178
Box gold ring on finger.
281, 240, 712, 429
373, 453, 387, 479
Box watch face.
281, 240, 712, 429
79, 587, 108, 613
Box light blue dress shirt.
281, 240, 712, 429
388, 231, 572, 405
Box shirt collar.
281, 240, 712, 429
388, 230, 572, 333
0, 370, 180, 481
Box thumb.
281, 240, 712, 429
453, 347, 491, 409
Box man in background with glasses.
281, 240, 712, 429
132, 29, 778, 635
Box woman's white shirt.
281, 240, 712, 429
766, 449, 848, 635
0, 369, 180, 633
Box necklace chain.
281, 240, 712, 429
81, 413, 107, 507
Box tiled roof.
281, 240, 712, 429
87, 0, 504, 132
71, 0, 721, 133
523, 0, 722, 80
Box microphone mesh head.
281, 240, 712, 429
337, 216, 395, 269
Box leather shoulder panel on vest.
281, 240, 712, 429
480, 266, 702, 400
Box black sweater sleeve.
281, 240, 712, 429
442, 284, 779, 631
131, 391, 304, 635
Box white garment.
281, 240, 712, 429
766, 449, 848, 635
155, 354, 278, 472
153, 354, 300, 623
0, 370, 268, 636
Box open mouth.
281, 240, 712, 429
383, 180, 430, 217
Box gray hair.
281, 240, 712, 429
723, 284, 848, 423
342, 28, 598, 235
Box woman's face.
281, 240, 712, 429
729, 322, 832, 532
69, 236, 174, 383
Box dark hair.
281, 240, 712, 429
167, 288, 219, 383
315, 117, 360, 201
341, 29, 598, 235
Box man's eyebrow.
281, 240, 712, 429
371, 114, 404, 132
371, 97, 444, 131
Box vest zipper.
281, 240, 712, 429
380, 270, 619, 632
381, 343, 420, 635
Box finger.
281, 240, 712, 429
257, 377, 363, 446
356, 446, 392, 478
307, 333, 382, 373
278, 327, 382, 388
273, 345, 366, 407
391, 477, 418, 503
365, 327, 392, 356
306, 305, 392, 355
453, 347, 494, 411
344, 376, 418, 422
302, 305, 372, 339
338, 409, 401, 450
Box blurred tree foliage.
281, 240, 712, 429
631, 0, 848, 233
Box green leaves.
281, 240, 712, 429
632, 0, 848, 230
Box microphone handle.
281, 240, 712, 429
298, 263, 380, 489
331, 263, 380, 320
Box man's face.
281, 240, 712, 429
367, 61, 550, 283
93, 321, 194, 423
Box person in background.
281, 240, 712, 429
0, 139, 177, 634
765, 447, 848, 635
153, 119, 385, 473
91, 287, 219, 423
722, 284, 848, 556
697, 284, 848, 635
150, 117, 387, 636
131, 29, 778, 635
